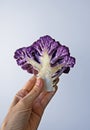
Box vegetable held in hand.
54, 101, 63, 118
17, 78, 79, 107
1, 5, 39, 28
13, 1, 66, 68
14, 35, 76, 91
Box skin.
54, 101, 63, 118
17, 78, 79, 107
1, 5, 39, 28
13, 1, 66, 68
0, 76, 59, 130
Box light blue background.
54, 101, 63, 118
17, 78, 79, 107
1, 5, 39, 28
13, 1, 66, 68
0, 0, 90, 130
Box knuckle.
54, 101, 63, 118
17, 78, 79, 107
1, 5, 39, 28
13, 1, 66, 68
19, 98, 29, 108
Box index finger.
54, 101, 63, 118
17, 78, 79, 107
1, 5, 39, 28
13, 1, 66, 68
23, 76, 36, 91
9, 76, 36, 109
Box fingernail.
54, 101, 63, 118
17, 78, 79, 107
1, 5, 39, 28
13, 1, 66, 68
36, 78, 43, 88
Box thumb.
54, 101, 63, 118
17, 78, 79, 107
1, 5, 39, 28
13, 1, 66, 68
22, 78, 44, 107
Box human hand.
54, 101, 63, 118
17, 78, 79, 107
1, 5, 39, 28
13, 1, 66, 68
1, 76, 58, 130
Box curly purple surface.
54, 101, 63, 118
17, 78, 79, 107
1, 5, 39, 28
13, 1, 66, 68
14, 35, 76, 91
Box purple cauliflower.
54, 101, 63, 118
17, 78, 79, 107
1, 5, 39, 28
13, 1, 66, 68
14, 35, 76, 91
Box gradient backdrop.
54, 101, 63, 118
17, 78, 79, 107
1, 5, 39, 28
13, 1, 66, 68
0, 0, 90, 130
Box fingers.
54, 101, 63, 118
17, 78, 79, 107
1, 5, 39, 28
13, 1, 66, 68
10, 76, 58, 111
23, 76, 36, 91
38, 78, 59, 102
9, 90, 27, 109
16, 76, 36, 100
16, 89, 29, 100
10, 76, 36, 108
21, 78, 44, 107
38, 78, 59, 109
41, 86, 58, 109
